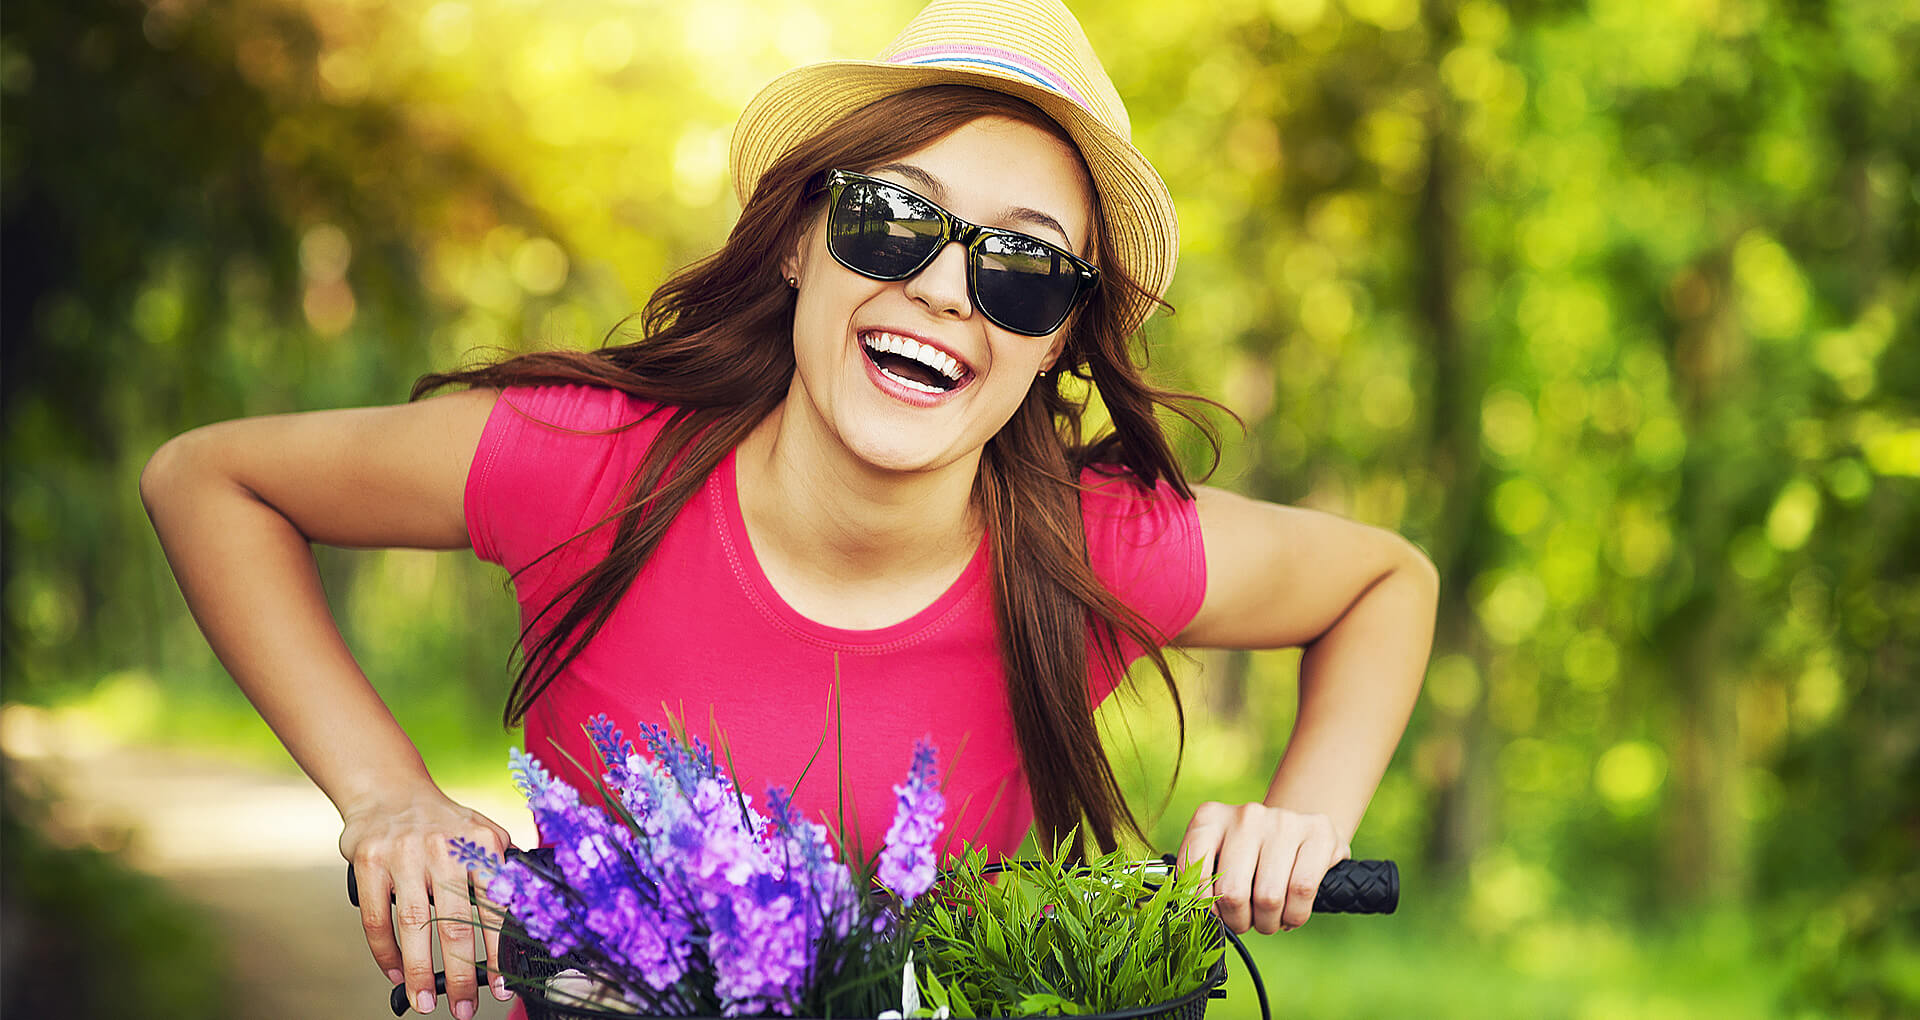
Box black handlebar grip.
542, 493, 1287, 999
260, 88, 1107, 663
387, 968, 492, 1017
1313, 859, 1398, 914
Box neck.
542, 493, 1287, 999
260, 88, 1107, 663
734, 401, 983, 589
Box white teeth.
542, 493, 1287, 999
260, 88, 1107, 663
881, 369, 946, 394
861, 331, 964, 383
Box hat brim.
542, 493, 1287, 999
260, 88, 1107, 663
730, 60, 1177, 335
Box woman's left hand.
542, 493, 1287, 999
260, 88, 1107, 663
1178, 801, 1352, 935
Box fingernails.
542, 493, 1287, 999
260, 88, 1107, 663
454, 999, 476, 1020
386, 969, 404, 985
493, 975, 512, 1001
416, 989, 435, 1013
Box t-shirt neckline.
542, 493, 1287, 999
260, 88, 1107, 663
716, 450, 990, 648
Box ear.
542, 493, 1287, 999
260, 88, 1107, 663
781, 211, 821, 288
1040, 333, 1070, 374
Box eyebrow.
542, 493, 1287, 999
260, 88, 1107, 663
869, 162, 1078, 250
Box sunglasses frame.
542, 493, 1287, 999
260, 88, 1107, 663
817, 169, 1100, 337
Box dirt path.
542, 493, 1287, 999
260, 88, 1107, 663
17, 742, 537, 1020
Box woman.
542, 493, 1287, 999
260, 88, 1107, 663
142, 1, 1436, 1017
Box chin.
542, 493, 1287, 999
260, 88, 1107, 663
842, 434, 958, 476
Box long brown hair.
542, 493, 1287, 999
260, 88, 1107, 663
418, 85, 1220, 853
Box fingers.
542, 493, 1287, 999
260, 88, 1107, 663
342, 796, 515, 1014
394, 869, 439, 1015
435, 852, 483, 1019
1177, 801, 1226, 878
1210, 807, 1269, 934
477, 819, 514, 1002
1179, 802, 1346, 936
1273, 821, 1340, 933
357, 864, 405, 986
479, 888, 511, 1003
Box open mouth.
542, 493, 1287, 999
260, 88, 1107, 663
859, 330, 972, 395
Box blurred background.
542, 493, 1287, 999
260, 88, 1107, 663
2, 0, 1915, 1016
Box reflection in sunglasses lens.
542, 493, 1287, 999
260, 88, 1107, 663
826, 175, 1085, 336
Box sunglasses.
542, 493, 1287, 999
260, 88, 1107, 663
818, 169, 1100, 337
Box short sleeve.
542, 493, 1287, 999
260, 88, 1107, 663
1079, 466, 1207, 697
464, 384, 668, 604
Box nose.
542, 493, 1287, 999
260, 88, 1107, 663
902, 239, 974, 322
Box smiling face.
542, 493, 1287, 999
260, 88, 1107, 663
778, 115, 1096, 479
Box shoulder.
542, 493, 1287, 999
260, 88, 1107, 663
1076, 463, 1206, 640
1077, 462, 1194, 534
492, 383, 674, 435
464, 383, 682, 570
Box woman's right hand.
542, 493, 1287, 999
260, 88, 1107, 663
340, 787, 516, 1018
141, 388, 509, 1015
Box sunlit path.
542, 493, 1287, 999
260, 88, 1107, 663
7, 727, 536, 1020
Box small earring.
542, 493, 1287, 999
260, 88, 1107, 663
786, 276, 798, 289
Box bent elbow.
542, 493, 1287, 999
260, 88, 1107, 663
140, 429, 217, 521
1404, 537, 1439, 598
140, 436, 185, 518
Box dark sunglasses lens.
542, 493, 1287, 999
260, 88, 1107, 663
976, 233, 1080, 335
829, 181, 944, 278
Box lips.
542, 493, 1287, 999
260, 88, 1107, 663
858, 329, 974, 396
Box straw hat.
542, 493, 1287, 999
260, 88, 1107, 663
730, 0, 1178, 334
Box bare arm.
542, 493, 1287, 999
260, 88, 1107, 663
1174, 485, 1438, 935
140, 387, 511, 1015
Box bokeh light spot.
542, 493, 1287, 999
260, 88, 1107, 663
1609, 503, 1672, 578
299, 224, 352, 283
422, 2, 474, 57
1764, 476, 1820, 551
1595, 740, 1667, 813
1563, 630, 1619, 691
1824, 458, 1872, 503
303, 279, 357, 336
1492, 478, 1550, 535
1299, 278, 1355, 342
1863, 427, 1920, 477
1732, 230, 1808, 341
1633, 415, 1686, 470
1794, 654, 1844, 729
318, 47, 372, 103
1345, 0, 1420, 33
672, 125, 730, 206
1360, 374, 1414, 431
1426, 654, 1481, 714
133, 284, 185, 345
1728, 527, 1776, 581
1481, 390, 1536, 460
511, 238, 569, 296
1469, 850, 1552, 934
1266, 0, 1328, 32
1475, 569, 1547, 644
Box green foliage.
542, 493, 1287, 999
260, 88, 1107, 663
0, 766, 234, 1020
914, 841, 1225, 1017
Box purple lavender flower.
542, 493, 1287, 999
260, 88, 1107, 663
637, 721, 720, 792
452, 719, 944, 1016
877, 738, 944, 904
588, 714, 643, 791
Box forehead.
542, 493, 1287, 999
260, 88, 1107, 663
867, 116, 1095, 252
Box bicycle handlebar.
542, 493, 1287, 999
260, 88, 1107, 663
347, 851, 1399, 914
346, 850, 1396, 1017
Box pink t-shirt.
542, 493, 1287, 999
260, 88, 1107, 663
465, 384, 1206, 862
